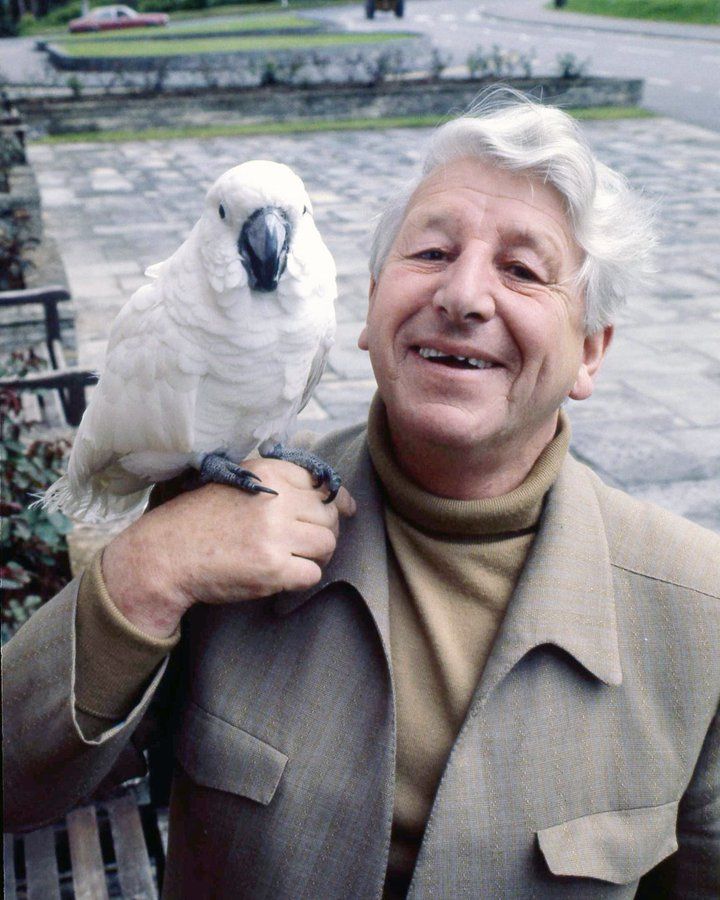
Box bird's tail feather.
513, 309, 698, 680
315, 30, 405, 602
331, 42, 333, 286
39, 474, 150, 524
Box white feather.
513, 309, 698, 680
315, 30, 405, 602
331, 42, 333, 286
43, 160, 337, 523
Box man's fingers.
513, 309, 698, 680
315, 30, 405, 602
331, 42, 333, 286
283, 556, 322, 592
296, 486, 355, 531
333, 486, 356, 518
291, 522, 337, 565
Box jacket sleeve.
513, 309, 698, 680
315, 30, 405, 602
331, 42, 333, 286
74, 551, 179, 735
636, 700, 720, 899
2, 573, 175, 833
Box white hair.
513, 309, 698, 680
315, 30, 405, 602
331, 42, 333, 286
369, 89, 656, 333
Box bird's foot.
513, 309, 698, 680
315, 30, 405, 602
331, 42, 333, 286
199, 452, 278, 496
261, 444, 341, 503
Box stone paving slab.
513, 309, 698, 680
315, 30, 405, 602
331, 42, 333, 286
27, 115, 720, 532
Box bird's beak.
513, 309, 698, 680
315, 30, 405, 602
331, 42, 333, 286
238, 206, 291, 293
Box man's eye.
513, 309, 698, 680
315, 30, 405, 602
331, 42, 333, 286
416, 249, 446, 261
507, 262, 539, 282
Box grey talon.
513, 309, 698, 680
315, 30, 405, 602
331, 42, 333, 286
260, 443, 341, 502
249, 483, 279, 496
199, 452, 278, 496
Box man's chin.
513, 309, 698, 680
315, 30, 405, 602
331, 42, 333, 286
388, 401, 502, 455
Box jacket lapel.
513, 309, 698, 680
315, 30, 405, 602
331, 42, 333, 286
476, 453, 623, 710
275, 431, 622, 702
273, 427, 393, 656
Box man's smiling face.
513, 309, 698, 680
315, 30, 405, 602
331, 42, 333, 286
359, 156, 611, 492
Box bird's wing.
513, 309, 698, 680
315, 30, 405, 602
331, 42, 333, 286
287, 215, 337, 416
298, 323, 333, 415
66, 279, 208, 493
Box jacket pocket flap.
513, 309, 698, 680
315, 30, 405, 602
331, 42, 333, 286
537, 800, 679, 885
176, 701, 288, 805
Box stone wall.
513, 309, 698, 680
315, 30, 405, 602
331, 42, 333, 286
0, 161, 74, 353
45, 34, 426, 72
19, 76, 644, 137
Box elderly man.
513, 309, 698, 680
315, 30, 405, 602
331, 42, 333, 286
4, 95, 719, 898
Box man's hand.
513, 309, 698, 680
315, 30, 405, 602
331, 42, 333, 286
101, 459, 356, 639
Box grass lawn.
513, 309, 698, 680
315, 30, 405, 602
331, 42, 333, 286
36, 107, 654, 144
551, 0, 719, 25
60, 14, 318, 42
53, 30, 414, 56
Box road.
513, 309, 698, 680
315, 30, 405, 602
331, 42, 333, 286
310, 0, 720, 132
1, 1, 718, 129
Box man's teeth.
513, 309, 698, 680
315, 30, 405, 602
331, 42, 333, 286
418, 347, 493, 369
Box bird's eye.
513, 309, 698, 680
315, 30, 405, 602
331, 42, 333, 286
218, 204, 226, 220
302, 205, 309, 216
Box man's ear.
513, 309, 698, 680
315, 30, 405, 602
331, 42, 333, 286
569, 325, 613, 401
358, 275, 377, 351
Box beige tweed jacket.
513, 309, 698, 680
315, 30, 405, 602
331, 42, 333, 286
3, 423, 720, 898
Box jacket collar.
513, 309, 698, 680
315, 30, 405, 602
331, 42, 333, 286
273, 427, 392, 653
476, 452, 623, 707
275, 428, 622, 691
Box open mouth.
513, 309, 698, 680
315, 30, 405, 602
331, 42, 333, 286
414, 346, 496, 370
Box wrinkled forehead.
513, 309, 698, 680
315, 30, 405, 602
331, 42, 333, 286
399, 156, 580, 266
406, 157, 571, 230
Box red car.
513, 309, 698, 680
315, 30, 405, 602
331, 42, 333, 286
68, 5, 169, 33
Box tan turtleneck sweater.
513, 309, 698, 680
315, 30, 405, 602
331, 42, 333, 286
73, 402, 569, 896
366, 397, 569, 898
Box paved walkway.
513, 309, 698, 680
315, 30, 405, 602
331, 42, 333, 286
28, 114, 720, 531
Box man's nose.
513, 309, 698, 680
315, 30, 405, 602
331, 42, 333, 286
432, 247, 496, 324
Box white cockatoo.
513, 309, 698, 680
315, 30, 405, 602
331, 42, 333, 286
43, 160, 338, 523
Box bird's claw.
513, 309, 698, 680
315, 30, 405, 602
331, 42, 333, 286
261, 443, 341, 503
199, 452, 278, 496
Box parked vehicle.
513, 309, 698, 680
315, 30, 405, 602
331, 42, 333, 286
68, 5, 169, 33
365, 0, 404, 19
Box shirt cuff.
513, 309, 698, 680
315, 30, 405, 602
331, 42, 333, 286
75, 549, 180, 721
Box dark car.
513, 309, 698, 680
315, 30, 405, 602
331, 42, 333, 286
365, 0, 404, 18
68, 5, 169, 33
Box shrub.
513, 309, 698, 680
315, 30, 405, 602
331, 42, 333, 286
466, 46, 491, 79
556, 52, 590, 78
428, 48, 452, 80
0, 132, 26, 193
0, 208, 38, 290
362, 47, 407, 85
66, 74, 83, 98
0, 7, 19, 36
1, 349, 73, 644
137, 0, 203, 11
26, 1, 83, 27
467, 44, 537, 79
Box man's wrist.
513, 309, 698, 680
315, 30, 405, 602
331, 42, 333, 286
101, 527, 188, 640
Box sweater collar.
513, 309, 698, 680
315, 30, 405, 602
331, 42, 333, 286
366, 394, 571, 536
274, 420, 622, 689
